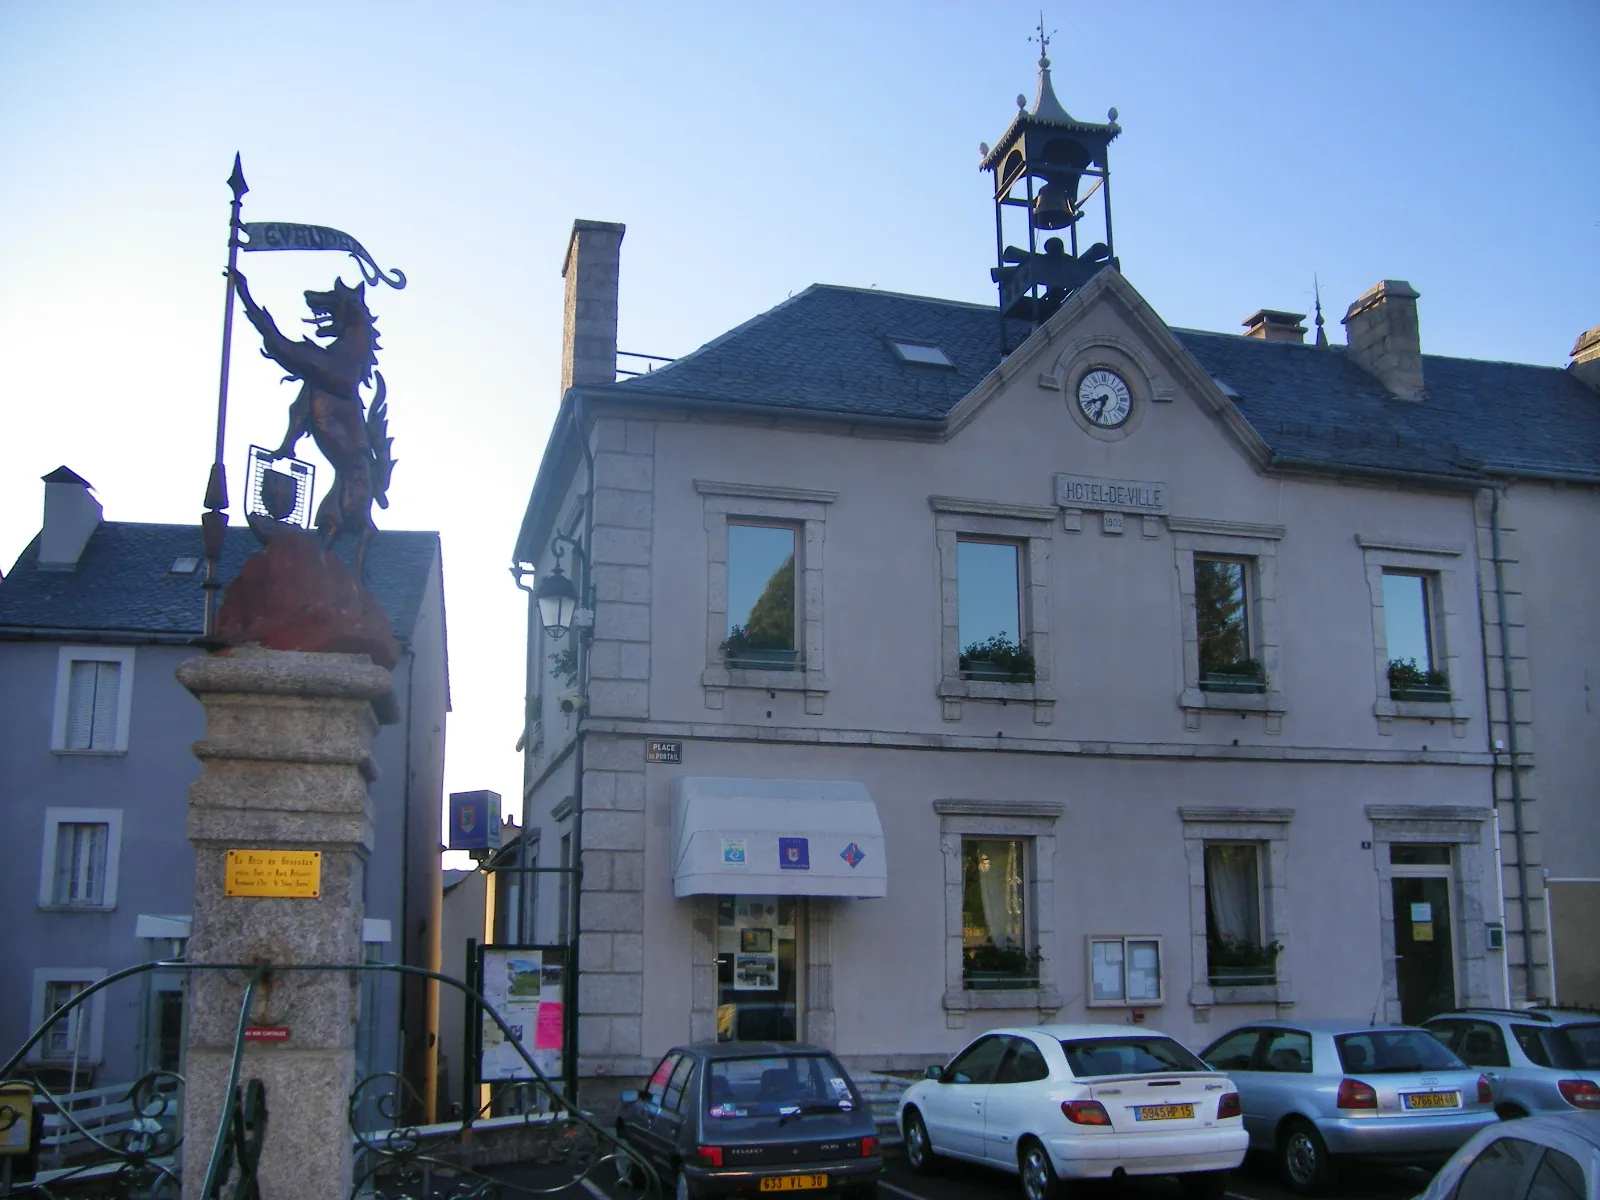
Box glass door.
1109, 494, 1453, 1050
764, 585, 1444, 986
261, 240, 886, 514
716, 895, 803, 1042
1393, 875, 1456, 1023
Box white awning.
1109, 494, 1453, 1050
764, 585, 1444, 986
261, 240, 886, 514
671, 777, 887, 898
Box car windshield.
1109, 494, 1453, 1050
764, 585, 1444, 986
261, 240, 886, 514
1060, 1036, 1208, 1077
706, 1054, 857, 1119
1335, 1030, 1464, 1074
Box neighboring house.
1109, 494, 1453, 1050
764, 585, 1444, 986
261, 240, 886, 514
511, 63, 1599, 1102
0, 468, 451, 1108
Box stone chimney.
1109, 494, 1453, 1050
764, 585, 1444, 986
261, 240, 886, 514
1568, 324, 1600, 393
1342, 280, 1425, 400
38, 466, 102, 569
560, 219, 626, 395
1242, 309, 1307, 344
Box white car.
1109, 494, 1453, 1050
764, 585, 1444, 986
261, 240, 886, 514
897, 1024, 1248, 1200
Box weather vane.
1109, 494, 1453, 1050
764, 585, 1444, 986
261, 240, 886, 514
1030, 11, 1055, 60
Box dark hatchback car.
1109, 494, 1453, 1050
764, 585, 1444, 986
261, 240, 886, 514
617, 1042, 883, 1200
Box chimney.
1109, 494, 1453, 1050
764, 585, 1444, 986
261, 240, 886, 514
560, 219, 626, 395
38, 466, 102, 568
1342, 280, 1425, 400
1569, 324, 1600, 393
1241, 309, 1307, 344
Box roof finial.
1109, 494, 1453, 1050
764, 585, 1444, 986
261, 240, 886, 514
1313, 274, 1329, 347
1030, 11, 1054, 66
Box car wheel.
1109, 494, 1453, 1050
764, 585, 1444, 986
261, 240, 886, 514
903, 1110, 937, 1175
1277, 1118, 1335, 1195
675, 1165, 697, 1200
1496, 1103, 1528, 1121
1177, 1170, 1229, 1200
1018, 1138, 1065, 1200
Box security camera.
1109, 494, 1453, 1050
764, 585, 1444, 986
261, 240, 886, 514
557, 690, 585, 716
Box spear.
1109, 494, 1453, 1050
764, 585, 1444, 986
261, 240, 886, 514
201, 153, 248, 641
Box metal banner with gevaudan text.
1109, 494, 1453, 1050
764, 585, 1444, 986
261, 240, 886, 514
240, 221, 406, 289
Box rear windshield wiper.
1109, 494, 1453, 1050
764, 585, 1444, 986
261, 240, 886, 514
776, 1101, 849, 1125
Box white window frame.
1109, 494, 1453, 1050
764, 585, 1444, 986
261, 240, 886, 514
28, 968, 107, 1065
936, 800, 1063, 1018
1085, 935, 1165, 1007
1358, 537, 1470, 732
1182, 807, 1295, 1008
1171, 519, 1285, 733
38, 807, 123, 910
51, 646, 135, 753
698, 480, 834, 714
932, 497, 1057, 725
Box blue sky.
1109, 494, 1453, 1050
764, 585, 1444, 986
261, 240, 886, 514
3, 2, 1595, 850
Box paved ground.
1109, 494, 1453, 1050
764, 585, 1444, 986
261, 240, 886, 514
523, 1148, 1436, 1200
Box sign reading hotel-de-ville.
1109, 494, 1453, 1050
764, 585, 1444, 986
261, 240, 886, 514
1053, 472, 1169, 515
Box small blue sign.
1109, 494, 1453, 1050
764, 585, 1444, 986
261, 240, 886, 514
779, 837, 810, 870
447, 789, 502, 853
840, 842, 866, 869
722, 838, 747, 865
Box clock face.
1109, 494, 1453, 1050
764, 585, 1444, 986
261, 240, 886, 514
1077, 369, 1132, 428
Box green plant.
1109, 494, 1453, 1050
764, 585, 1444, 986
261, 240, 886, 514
549, 644, 577, 681
959, 633, 1036, 679
720, 624, 794, 655
1207, 936, 1283, 970
1388, 657, 1449, 692
1204, 657, 1264, 679
963, 941, 1044, 976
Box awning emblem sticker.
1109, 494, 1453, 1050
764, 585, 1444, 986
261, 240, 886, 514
779, 837, 811, 870
839, 842, 866, 869
722, 838, 747, 865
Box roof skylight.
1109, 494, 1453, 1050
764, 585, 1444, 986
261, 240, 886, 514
170, 556, 200, 575
889, 339, 954, 368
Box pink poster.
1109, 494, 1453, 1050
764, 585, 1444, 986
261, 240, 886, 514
535, 1000, 564, 1050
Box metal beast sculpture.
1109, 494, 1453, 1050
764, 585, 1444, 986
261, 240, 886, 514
232, 268, 396, 575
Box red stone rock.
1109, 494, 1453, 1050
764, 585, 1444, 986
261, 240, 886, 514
215, 528, 400, 670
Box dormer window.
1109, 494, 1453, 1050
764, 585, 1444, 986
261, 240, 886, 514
169, 556, 199, 575
889, 339, 954, 368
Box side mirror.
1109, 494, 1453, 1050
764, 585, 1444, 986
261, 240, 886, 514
620, 1089, 640, 1104
924, 1065, 944, 1081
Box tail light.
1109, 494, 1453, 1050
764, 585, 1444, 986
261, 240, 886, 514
1336, 1079, 1377, 1110
860, 1136, 879, 1157
1217, 1092, 1242, 1121
1478, 1075, 1494, 1104
696, 1146, 724, 1167
1559, 1079, 1600, 1109
1061, 1100, 1111, 1126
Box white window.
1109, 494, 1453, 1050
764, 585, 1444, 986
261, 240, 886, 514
1171, 519, 1284, 732
1182, 807, 1294, 1006
936, 800, 1063, 1015
1086, 936, 1164, 1006
28, 968, 107, 1064
39, 808, 123, 910
51, 646, 135, 753
1358, 537, 1469, 730
933, 497, 1057, 724
698, 480, 834, 714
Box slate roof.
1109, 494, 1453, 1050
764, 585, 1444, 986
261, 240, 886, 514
0, 522, 441, 642
610, 283, 1600, 482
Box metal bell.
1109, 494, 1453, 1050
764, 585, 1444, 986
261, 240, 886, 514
1032, 180, 1079, 230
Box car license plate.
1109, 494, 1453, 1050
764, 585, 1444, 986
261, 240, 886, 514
1403, 1091, 1460, 1110
1134, 1104, 1194, 1121
760, 1177, 828, 1192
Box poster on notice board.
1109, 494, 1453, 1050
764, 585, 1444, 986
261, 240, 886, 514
480, 945, 565, 1082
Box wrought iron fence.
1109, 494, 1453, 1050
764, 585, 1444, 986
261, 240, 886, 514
1, 961, 661, 1200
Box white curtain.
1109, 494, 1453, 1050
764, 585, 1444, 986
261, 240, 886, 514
973, 839, 1022, 946
1206, 844, 1259, 944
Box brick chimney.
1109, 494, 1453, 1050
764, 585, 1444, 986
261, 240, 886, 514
1242, 309, 1307, 344
1342, 280, 1425, 400
38, 466, 102, 568
1568, 324, 1600, 393
560, 219, 626, 395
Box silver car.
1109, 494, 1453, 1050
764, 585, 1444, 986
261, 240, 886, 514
1409, 1110, 1600, 1200
1198, 1019, 1499, 1195
1424, 1008, 1600, 1119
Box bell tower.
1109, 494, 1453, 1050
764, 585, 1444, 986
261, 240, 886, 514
980, 20, 1120, 352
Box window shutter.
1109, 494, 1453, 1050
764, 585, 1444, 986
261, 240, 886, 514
54, 823, 74, 904
89, 662, 121, 749
84, 824, 107, 905
66, 661, 98, 749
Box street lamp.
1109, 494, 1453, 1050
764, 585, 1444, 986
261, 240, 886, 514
533, 563, 579, 640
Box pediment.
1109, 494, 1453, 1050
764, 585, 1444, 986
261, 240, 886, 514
944, 268, 1273, 470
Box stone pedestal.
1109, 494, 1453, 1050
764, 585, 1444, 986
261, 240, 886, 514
177, 647, 396, 1200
